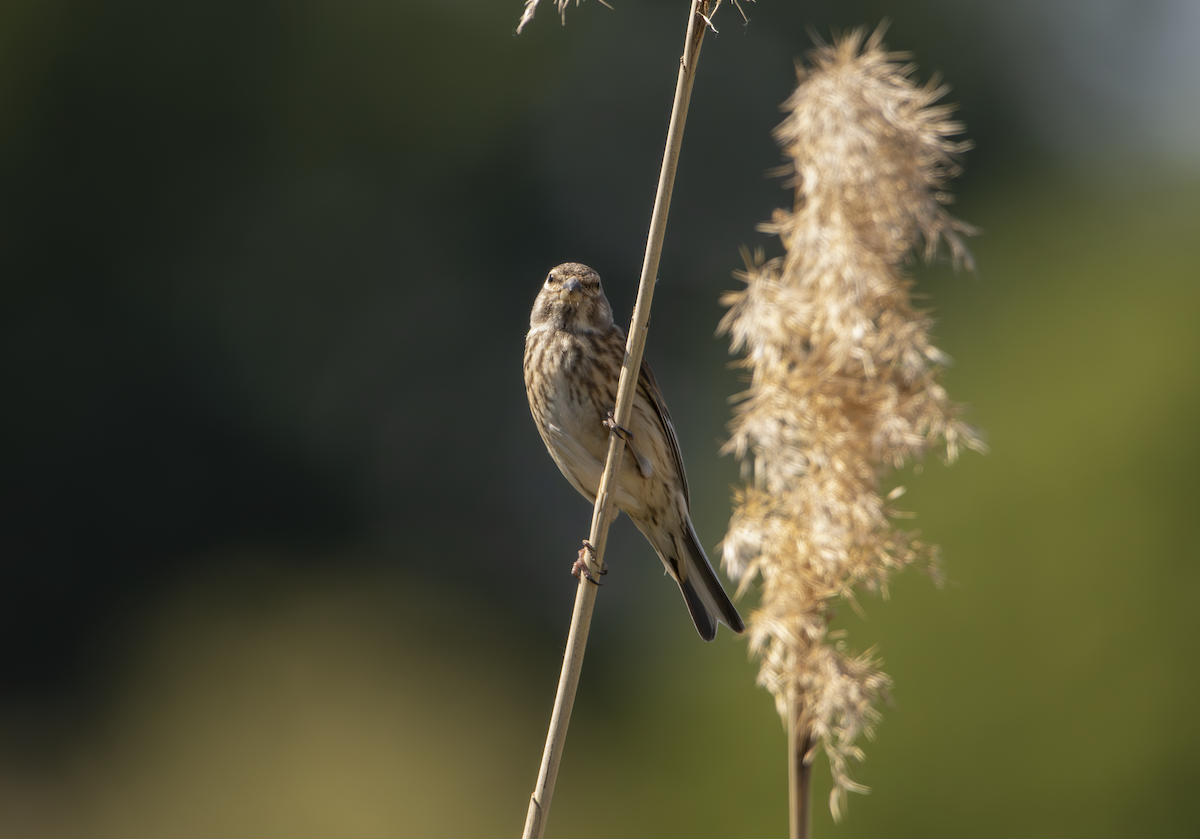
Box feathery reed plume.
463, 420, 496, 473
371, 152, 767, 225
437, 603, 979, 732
719, 27, 984, 827
517, 0, 609, 35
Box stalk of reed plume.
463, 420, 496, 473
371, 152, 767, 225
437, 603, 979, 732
719, 28, 985, 834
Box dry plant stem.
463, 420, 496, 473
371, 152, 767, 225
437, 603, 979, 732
788, 694, 812, 839
521, 4, 710, 839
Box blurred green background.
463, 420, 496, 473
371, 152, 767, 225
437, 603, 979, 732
2, 0, 1197, 837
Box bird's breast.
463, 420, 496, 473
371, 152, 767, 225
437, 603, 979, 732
529, 330, 613, 451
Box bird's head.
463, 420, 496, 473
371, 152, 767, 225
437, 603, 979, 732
530, 262, 615, 332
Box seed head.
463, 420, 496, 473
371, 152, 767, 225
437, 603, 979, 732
720, 26, 985, 818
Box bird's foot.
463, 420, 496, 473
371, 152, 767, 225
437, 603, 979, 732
571, 540, 608, 585
605, 412, 652, 478
603, 411, 633, 441
581, 540, 608, 575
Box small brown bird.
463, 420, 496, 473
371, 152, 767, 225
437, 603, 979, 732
524, 262, 744, 641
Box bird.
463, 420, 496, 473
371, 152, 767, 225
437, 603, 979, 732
523, 262, 744, 641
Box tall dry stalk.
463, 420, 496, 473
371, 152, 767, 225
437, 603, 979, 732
518, 2, 718, 837
719, 28, 985, 833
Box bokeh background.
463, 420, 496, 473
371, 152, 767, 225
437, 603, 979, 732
3, 0, 1198, 836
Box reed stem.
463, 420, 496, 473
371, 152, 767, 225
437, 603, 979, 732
521, 3, 711, 837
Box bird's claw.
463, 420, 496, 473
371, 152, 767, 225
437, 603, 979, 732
603, 411, 633, 441
581, 540, 608, 575
571, 556, 602, 586
572, 540, 608, 585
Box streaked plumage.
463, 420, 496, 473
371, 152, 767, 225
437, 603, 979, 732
523, 262, 744, 641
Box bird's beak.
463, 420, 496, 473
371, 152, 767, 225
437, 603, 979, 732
559, 277, 583, 304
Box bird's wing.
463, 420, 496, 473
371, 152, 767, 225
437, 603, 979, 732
637, 356, 690, 509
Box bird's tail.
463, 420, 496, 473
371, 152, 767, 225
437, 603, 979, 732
673, 517, 745, 642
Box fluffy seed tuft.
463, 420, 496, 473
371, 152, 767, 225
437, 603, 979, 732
720, 26, 984, 818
